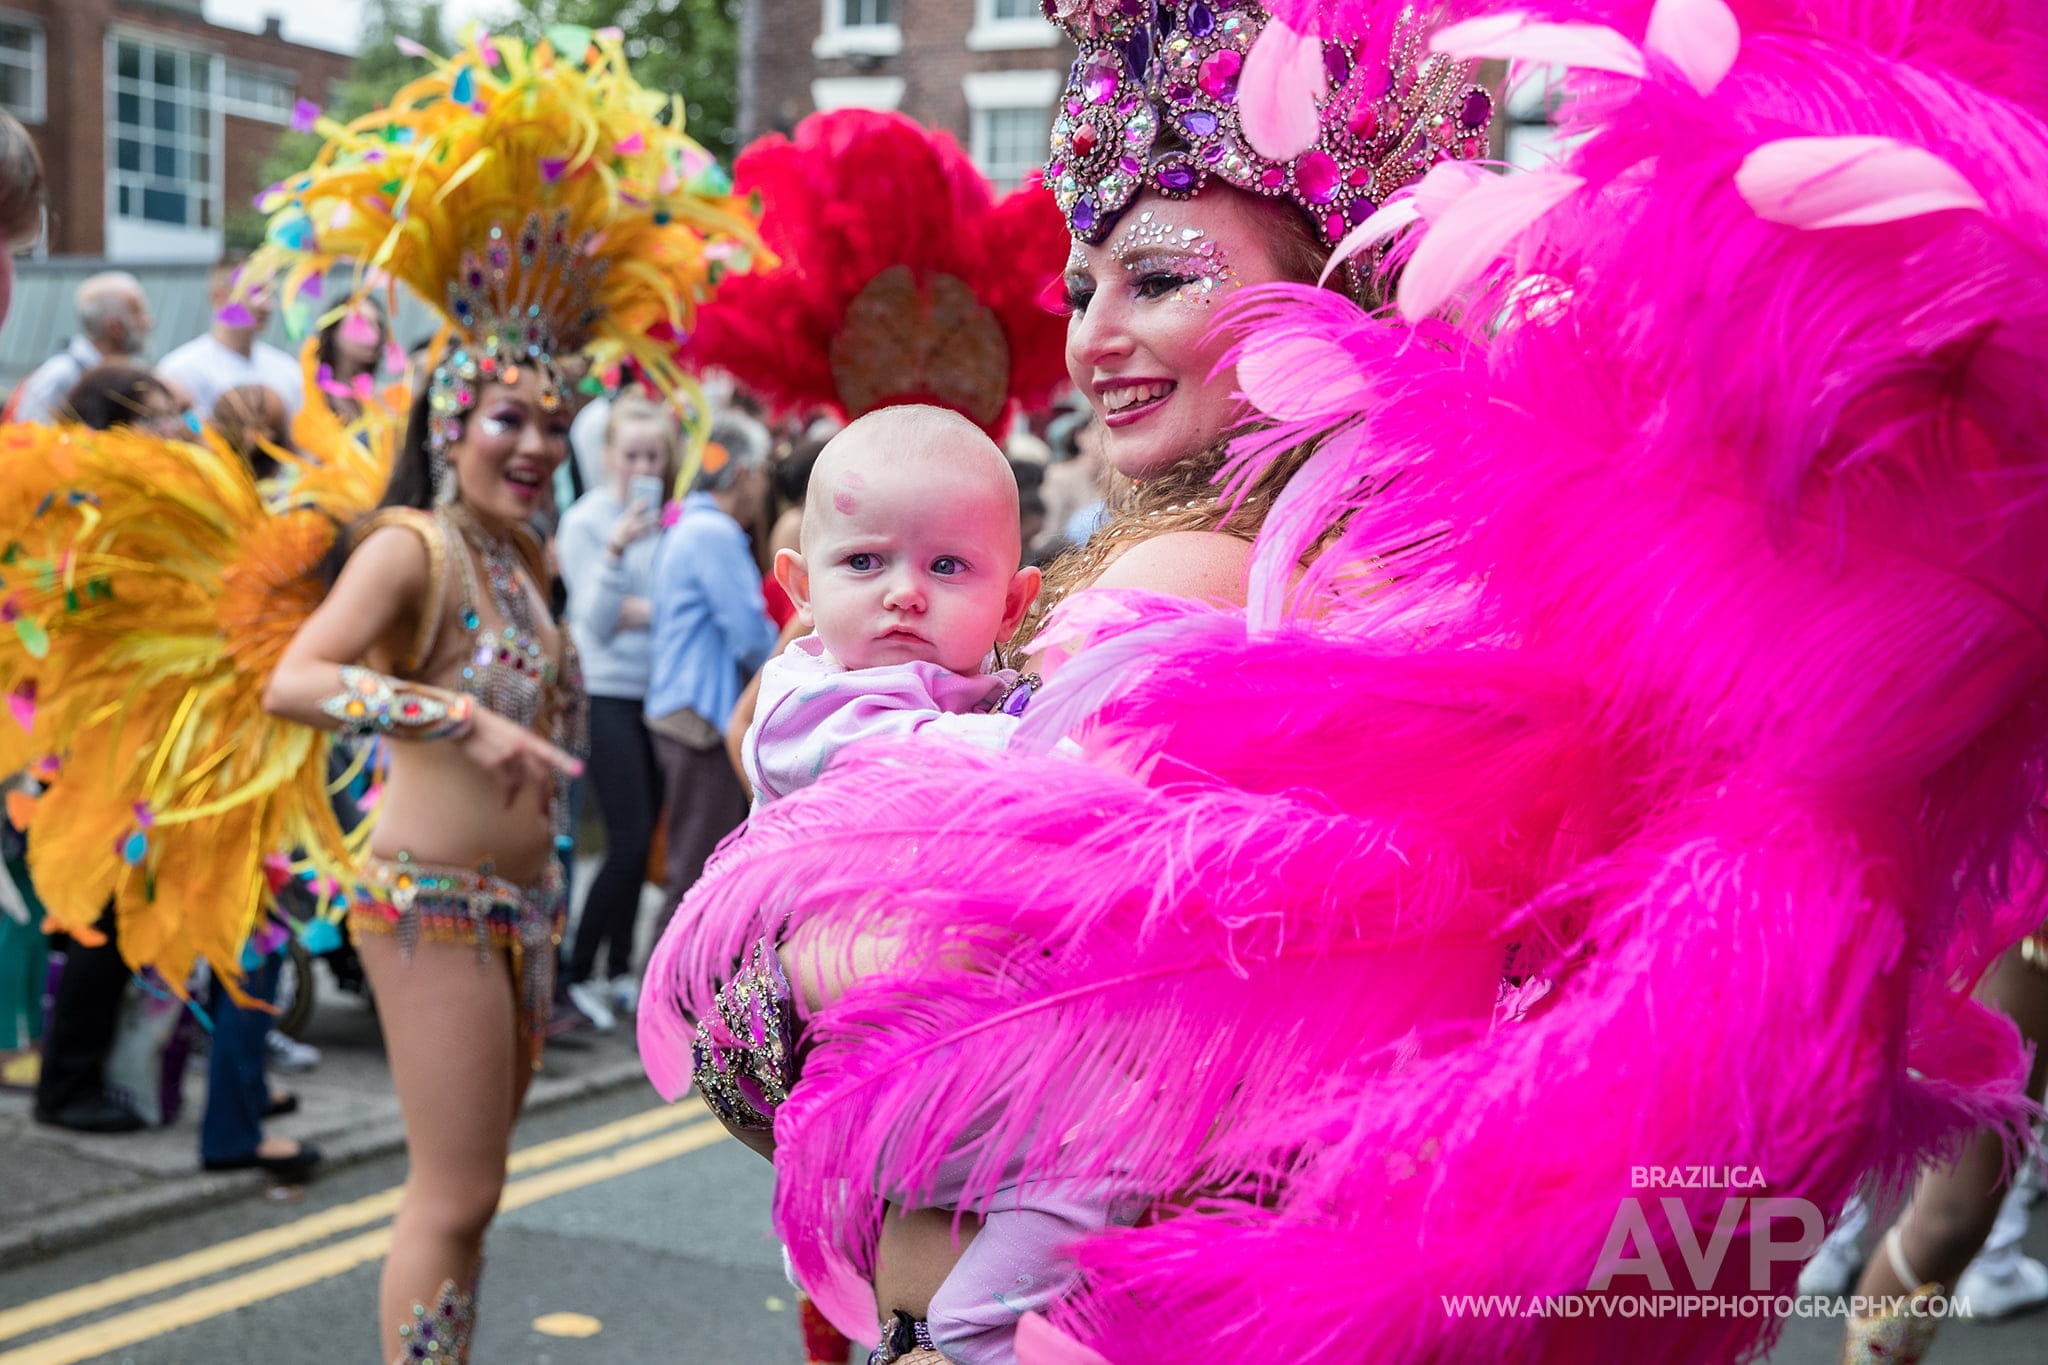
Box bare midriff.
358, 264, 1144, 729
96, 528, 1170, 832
369, 741, 556, 883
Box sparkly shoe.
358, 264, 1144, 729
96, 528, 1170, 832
393, 1264, 481, 1363
1841, 1287, 1940, 1365
800, 1291, 854, 1365
868, 1311, 947, 1364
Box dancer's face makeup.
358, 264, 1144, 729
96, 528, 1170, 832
1062, 188, 1278, 480
448, 368, 570, 525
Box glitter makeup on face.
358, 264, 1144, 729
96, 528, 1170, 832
1110, 210, 1242, 304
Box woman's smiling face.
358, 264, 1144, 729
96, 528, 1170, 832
1062, 187, 1294, 480
447, 368, 570, 523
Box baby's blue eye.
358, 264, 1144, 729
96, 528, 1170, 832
847, 553, 879, 572
931, 556, 964, 576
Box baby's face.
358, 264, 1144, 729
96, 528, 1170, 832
796, 437, 1028, 673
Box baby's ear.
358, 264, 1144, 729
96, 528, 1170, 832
1001, 564, 1043, 637
774, 548, 812, 618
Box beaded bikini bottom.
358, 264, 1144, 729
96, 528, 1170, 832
353, 853, 566, 1060
691, 937, 799, 1130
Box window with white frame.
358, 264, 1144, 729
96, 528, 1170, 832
816, 0, 902, 59
838, 0, 896, 25
1502, 64, 1564, 172
222, 63, 294, 123
0, 14, 44, 122
110, 36, 218, 230
969, 0, 1060, 50
973, 107, 1051, 193
965, 69, 1060, 192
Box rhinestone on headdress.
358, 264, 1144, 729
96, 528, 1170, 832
1045, 1, 1494, 247
426, 207, 611, 453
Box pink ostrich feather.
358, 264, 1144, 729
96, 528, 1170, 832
639, 1, 2048, 1360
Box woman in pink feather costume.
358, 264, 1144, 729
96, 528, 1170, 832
643, 1, 2048, 1362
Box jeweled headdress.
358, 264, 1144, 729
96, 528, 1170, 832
238, 27, 766, 461
1045, 1, 1493, 245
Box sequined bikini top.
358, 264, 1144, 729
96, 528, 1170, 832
351, 505, 582, 748
437, 505, 565, 734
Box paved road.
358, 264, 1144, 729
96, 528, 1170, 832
0, 1086, 799, 1364
3, 1057, 2042, 1364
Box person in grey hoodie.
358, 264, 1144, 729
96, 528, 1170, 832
555, 394, 679, 1017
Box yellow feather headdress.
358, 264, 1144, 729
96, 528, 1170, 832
238, 26, 766, 461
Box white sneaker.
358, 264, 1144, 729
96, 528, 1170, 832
607, 975, 640, 1016
566, 979, 617, 1034
1953, 1245, 2048, 1320
1798, 1196, 1869, 1298
265, 1031, 322, 1072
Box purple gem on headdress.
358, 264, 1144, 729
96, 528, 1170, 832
1066, 95, 1084, 115
1084, 52, 1119, 103
1203, 143, 1225, 164
1158, 161, 1197, 193
1073, 195, 1098, 232
1297, 149, 1339, 204
1117, 92, 1140, 116
1168, 82, 1195, 103
1324, 46, 1350, 86
1186, 1, 1216, 37
1347, 196, 1374, 224
1198, 49, 1242, 100
1119, 154, 1142, 174
1049, 159, 1067, 178
1183, 109, 1219, 138
1461, 89, 1493, 130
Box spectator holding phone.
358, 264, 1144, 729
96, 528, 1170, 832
556, 394, 681, 1019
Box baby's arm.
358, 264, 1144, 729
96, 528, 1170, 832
745, 659, 1017, 804
924, 1180, 1114, 1365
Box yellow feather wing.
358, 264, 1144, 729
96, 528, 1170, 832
0, 422, 368, 988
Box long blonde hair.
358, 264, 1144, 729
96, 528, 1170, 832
1014, 433, 1319, 650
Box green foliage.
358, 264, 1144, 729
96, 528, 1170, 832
497, 0, 740, 159
226, 1, 452, 250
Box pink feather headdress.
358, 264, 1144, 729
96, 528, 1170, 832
644, 0, 2048, 1359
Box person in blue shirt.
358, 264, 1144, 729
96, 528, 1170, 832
644, 412, 777, 920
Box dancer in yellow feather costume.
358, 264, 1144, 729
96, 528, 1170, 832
239, 27, 760, 1361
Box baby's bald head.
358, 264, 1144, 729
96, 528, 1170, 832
805, 405, 1021, 564
784, 404, 1039, 673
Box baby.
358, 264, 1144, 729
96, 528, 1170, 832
745, 404, 1042, 806
739, 405, 1109, 1365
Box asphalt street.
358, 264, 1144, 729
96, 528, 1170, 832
3, 1073, 2044, 1362
0, 1085, 800, 1364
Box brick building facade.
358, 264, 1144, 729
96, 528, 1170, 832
743, 0, 1076, 189
0, 0, 350, 262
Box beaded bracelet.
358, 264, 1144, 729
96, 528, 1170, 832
319, 665, 475, 741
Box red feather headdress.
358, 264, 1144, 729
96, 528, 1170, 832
682, 109, 1072, 438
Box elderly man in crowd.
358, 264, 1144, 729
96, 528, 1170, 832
11, 273, 154, 424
